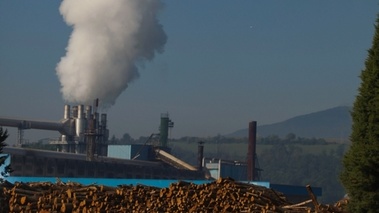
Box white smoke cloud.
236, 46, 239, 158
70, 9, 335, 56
56, 0, 167, 108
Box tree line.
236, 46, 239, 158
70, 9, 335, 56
167, 134, 347, 204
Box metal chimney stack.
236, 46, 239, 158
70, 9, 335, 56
197, 141, 205, 171
247, 121, 257, 181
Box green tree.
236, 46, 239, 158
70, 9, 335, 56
340, 16, 379, 213
120, 133, 133, 144
0, 127, 12, 179
285, 133, 296, 142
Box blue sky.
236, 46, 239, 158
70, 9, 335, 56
0, 1, 378, 144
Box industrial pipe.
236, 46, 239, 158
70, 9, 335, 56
0, 117, 72, 135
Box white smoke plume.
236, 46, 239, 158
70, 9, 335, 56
56, 0, 167, 108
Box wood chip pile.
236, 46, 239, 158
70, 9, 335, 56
0, 178, 347, 213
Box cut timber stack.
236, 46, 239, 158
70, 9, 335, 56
0, 178, 346, 213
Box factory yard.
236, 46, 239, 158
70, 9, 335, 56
0, 177, 347, 213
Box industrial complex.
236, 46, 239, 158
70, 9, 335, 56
0, 102, 322, 203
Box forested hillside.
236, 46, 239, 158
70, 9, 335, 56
228, 106, 351, 140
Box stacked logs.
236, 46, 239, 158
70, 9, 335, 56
0, 178, 345, 213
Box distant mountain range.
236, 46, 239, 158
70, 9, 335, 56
227, 106, 352, 140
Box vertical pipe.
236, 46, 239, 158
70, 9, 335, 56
72, 105, 79, 153
86, 116, 96, 161
81, 105, 92, 154
74, 105, 85, 154
101, 114, 107, 129
72, 106, 78, 118
218, 159, 221, 179
197, 141, 204, 171
94, 112, 99, 129
93, 98, 99, 113
247, 121, 257, 181
62, 105, 71, 152
85, 106, 92, 119
76, 105, 85, 137
64, 105, 71, 119
62, 105, 70, 147
94, 112, 100, 155
98, 113, 107, 156
101, 114, 107, 136
17, 128, 23, 147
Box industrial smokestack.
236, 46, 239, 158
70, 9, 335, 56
85, 105, 92, 119
72, 106, 78, 118
247, 121, 257, 181
93, 99, 98, 114
64, 105, 70, 119
197, 141, 204, 171
56, 0, 167, 107
75, 105, 85, 138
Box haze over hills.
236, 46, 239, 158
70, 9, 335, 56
227, 106, 352, 140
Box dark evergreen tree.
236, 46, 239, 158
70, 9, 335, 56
340, 16, 379, 213
0, 127, 12, 179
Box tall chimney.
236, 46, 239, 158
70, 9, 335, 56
247, 121, 257, 181
86, 115, 96, 161
197, 141, 205, 171
64, 105, 71, 119
85, 105, 92, 119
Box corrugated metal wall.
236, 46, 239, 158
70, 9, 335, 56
107, 144, 152, 160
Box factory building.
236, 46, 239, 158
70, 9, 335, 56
3, 146, 205, 180
0, 104, 322, 203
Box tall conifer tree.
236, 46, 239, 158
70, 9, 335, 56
340, 16, 379, 213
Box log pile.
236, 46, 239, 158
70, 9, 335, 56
0, 178, 346, 213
